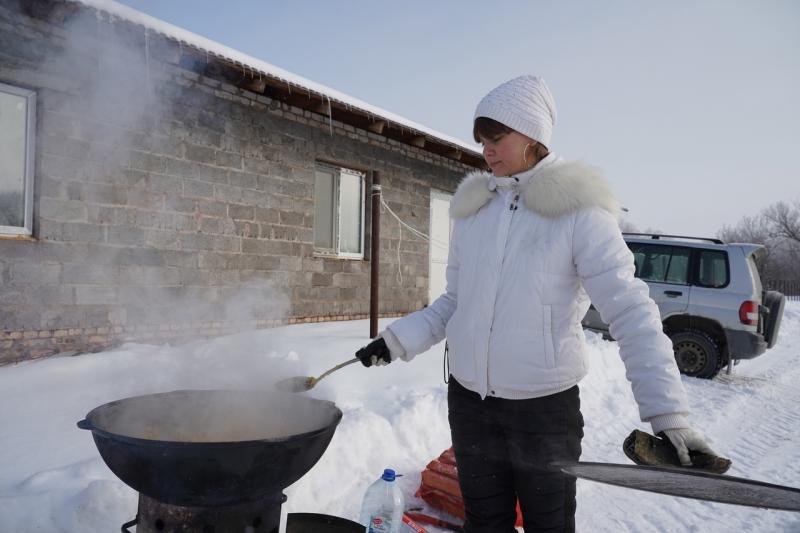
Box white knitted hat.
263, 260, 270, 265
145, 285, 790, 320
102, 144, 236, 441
474, 75, 557, 148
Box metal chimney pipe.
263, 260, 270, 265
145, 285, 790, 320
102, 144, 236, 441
369, 171, 381, 339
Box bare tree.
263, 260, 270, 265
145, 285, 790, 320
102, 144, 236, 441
718, 200, 800, 284
718, 214, 772, 245
763, 201, 800, 244
718, 213, 780, 280
763, 202, 800, 282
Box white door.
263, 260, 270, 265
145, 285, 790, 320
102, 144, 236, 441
429, 190, 453, 304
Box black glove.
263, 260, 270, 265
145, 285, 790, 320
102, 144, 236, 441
355, 337, 392, 367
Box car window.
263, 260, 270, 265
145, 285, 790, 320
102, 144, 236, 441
665, 248, 690, 284
627, 243, 690, 285
631, 249, 645, 277
696, 250, 729, 288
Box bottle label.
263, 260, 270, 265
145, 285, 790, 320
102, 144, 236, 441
367, 514, 393, 533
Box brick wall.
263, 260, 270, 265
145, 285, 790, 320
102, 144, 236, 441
0, 1, 472, 363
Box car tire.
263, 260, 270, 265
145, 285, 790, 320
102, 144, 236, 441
669, 330, 722, 379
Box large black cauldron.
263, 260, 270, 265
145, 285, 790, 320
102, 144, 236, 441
77, 389, 342, 507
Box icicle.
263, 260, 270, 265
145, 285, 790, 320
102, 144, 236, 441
144, 28, 152, 97
327, 96, 333, 136
286, 80, 291, 95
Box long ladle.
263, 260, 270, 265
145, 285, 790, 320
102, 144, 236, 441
275, 357, 360, 393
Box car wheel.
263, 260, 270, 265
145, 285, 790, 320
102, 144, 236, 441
669, 330, 722, 379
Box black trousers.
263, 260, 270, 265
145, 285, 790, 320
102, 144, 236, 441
448, 377, 584, 533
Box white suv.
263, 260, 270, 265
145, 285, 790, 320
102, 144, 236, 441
582, 233, 786, 379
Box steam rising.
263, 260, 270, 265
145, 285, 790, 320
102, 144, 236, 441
36, 8, 295, 339
37, 6, 331, 438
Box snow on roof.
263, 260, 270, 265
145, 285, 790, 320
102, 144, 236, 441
73, 0, 480, 155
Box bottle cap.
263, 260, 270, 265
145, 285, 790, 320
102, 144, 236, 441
381, 468, 396, 481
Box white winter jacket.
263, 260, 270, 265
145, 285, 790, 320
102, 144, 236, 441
387, 154, 690, 431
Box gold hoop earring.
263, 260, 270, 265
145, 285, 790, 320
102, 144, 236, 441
522, 143, 534, 167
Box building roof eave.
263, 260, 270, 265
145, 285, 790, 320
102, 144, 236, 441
65, 0, 484, 168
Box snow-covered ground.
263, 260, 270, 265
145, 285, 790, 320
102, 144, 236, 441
1, 304, 798, 532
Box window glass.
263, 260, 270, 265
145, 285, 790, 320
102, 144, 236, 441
337, 169, 362, 254
0, 89, 28, 229
313, 164, 365, 257
627, 243, 690, 285
665, 248, 691, 284
636, 245, 670, 282
631, 250, 645, 278
313, 168, 335, 250
697, 250, 728, 288
646, 249, 670, 281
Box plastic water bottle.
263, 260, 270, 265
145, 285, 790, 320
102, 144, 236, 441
359, 468, 405, 533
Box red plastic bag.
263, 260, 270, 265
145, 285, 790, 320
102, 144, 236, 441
415, 447, 522, 528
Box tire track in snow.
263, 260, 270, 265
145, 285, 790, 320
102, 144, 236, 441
712, 357, 800, 489
681, 310, 800, 532
577, 305, 800, 532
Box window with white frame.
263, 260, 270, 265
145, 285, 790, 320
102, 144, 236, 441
0, 82, 36, 236
313, 163, 365, 258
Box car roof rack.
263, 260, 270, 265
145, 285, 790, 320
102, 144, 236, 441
622, 232, 725, 245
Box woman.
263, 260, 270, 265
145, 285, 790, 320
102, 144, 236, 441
355, 75, 714, 533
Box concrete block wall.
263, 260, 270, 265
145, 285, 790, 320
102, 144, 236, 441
0, 1, 472, 363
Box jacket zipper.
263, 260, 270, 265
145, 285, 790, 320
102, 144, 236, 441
486, 182, 520, 395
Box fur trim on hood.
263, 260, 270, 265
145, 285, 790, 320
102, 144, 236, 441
449, 160, 621, 219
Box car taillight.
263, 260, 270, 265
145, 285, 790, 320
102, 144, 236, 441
739, 300, 759, 326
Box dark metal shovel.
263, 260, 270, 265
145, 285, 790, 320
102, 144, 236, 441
275, 357, 360, 393
555, 462, 800, 512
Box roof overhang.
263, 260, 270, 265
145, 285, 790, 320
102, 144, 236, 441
33, 0, 485, 168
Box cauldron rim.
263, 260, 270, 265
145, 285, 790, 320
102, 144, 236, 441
78, 388, 342, 446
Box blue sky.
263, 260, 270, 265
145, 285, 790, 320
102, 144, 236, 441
116, 0, 799, 236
